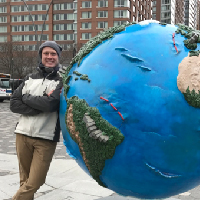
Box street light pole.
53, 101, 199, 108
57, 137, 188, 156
11, 58, 14, 93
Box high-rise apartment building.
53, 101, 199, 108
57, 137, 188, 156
197, 0, 200, 30
184, 0, 198, 29
175, 0, 185, 25
152, 0, 176, 24
0, 0, 153, 51
152, 0, 199, 29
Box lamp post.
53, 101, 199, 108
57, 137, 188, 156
73, 43, 77, 58
11, 58, 14, 93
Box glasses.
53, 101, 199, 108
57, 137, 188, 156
43, 52, 57, 57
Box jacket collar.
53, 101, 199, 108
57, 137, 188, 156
37, 62, 59, 78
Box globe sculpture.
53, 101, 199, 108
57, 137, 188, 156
59, 20, 200, 199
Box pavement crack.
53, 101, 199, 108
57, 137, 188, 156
44, 183, 57, 190
0, 170, 17, 176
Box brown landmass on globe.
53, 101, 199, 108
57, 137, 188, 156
177, 55, 200, 93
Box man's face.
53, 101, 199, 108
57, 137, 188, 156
42, 47, 59, 68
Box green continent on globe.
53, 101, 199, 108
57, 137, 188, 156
58, 21, 200, 198
183, 87, 200, 108
176, 23, 200, 54
65, 96, 124, 186
62, 21, 137, 95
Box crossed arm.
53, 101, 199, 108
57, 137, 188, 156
10, 76, 63, 115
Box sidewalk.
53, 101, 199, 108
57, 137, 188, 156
0, 101, 198, 200
0, 152, 114, 200
0, 152, 180, 200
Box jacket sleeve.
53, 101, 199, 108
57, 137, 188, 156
10, 76, 42, 115
22, 78, 63, 113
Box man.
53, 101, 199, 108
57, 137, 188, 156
10, 41, 63, 200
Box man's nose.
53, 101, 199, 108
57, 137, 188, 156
47, 53, 53, 58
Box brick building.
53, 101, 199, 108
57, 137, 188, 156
0, 0, 153, 51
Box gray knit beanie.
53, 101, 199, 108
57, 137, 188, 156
39, 41, 62, 58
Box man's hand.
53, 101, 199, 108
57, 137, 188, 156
47, 90, 54, 96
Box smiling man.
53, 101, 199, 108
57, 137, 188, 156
10, 41, 63, 200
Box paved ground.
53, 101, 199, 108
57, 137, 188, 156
0, 100, 200, 200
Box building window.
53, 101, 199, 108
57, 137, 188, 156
81, 22, 92, 29
74, 2, 77, 9
152, 7, 156, 12
114, 10, 130, 18
53, 34, 74, 41
53, 3, 74, 10
11, 14, 48, 22
0, 0, 6, 2
161, 5, 170, 11
73, 24, 77, 31
0, 16, 6, 23
82, 1, 92, 8
40, 34, 48, 41
113, 20, 128, 26
161, 12, 170, 19
67, 13, 74, 20
11, 4, 48, 12
114, 0, 130, 7
12, 24, 49, 32
0, 26, 7, 33
53, 24, 74, 31
74, 13, 77, 21
0, 6, 6, 13
82, 33, 91, 40
82, 11, 92, 19
162, 0, 170, 4
0, 35, 7, 42
97, 21, 108, 29
12, 34, 48, 42
98, 0, 108, 7
97, 11, 108, 18
42, 5, 47, 10
12, 35, 22, 41
54, 24, 61, 31
54, 13, 75, 21
54, 4, 59, 10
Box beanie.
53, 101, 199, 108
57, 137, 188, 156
39, 41, 62, 58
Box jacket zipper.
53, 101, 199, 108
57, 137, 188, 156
42, 71, 54, 85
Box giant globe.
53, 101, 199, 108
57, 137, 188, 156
59, 21, 200, 199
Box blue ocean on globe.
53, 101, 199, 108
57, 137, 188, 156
59, 21, 200, 199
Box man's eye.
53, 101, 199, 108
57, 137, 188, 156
43, 52, 57, 56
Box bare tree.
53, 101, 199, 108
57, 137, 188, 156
59, 47, 74, 67
13, 47, 37, 79
0, 42, 13, 75
0, 41, 37, 79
